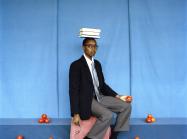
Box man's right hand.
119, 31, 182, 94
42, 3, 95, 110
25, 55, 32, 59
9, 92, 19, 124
73, 114, 80, 126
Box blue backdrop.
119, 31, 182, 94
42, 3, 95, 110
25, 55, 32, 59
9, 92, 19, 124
130, 0, 187, 117
0, 0, 186, 118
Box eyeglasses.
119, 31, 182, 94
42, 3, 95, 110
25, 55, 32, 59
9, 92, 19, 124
84, 44, 98, 49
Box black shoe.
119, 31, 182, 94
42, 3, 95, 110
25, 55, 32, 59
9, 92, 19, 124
110, 131, 119, 139
84, 136, 91, 139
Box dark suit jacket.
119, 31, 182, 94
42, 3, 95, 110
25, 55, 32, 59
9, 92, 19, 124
69, 55, 117, 120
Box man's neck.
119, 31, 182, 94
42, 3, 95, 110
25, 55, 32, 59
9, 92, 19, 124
84, 54, 92, 61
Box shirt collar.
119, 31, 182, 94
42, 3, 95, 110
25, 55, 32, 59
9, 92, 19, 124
84, 53, 94, 65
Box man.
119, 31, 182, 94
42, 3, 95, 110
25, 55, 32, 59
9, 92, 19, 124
69, 37, 132, 139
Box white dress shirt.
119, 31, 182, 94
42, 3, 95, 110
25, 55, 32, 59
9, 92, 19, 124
84, 53, 95, 81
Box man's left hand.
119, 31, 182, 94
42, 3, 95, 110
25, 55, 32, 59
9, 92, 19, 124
116, 95, 132, 103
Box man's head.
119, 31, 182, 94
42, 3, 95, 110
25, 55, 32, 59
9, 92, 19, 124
82, 38, 98, 60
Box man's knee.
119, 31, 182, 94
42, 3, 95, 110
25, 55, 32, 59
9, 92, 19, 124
122, 102, 132, 112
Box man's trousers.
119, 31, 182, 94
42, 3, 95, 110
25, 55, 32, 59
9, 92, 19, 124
87, 96, 132, 139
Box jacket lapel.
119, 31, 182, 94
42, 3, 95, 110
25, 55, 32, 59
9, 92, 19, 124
94, 60, 102, 86
80, 56, 93, 83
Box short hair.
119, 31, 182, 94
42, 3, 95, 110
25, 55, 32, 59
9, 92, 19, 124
82, 38, 96, 46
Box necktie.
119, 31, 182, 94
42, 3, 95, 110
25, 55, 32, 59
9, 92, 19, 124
91, 62, 102, 102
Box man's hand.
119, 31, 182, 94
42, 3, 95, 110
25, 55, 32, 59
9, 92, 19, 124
73, 114, 80, 126
117, 95, 133, 103
115, 95, 120, 99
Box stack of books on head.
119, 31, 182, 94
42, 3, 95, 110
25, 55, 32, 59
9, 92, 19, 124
79, 28, 101, 39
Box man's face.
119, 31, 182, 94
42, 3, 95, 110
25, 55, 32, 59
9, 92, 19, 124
83, 40, 97, 59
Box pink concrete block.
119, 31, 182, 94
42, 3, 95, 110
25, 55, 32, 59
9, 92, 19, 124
70, 116, 111, 139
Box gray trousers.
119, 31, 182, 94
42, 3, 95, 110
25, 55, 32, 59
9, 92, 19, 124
87, 96, 132, 139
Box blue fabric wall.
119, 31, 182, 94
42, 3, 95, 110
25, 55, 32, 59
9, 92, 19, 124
130, 0, 187, 117
0, 0, 58, 118
0, 0, 186, 118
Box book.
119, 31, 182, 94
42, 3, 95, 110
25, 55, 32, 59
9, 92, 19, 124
80, 28, 101, 33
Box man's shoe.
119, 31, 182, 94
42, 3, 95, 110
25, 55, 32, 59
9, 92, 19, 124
84, 136, 91, 139
110, 131, 119, 139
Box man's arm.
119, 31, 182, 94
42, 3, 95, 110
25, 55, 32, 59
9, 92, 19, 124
102, 82, 118, 97
69, 62, 81, 116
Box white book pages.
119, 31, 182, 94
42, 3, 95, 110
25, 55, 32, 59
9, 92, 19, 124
79, 35, 100, 39
80, 28, 101, 33
80, 31, 100, 36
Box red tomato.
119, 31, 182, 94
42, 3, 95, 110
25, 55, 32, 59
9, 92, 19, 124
45, 118, 50, 123
16, 135, 24, 139
38, 118, 45, 123
126, 96, 132, 102
134, 136, 140, 139
147, 114, 153, 118
152, 117, 156, 122
146, 117, 152, 123
41, 114, 48, 119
